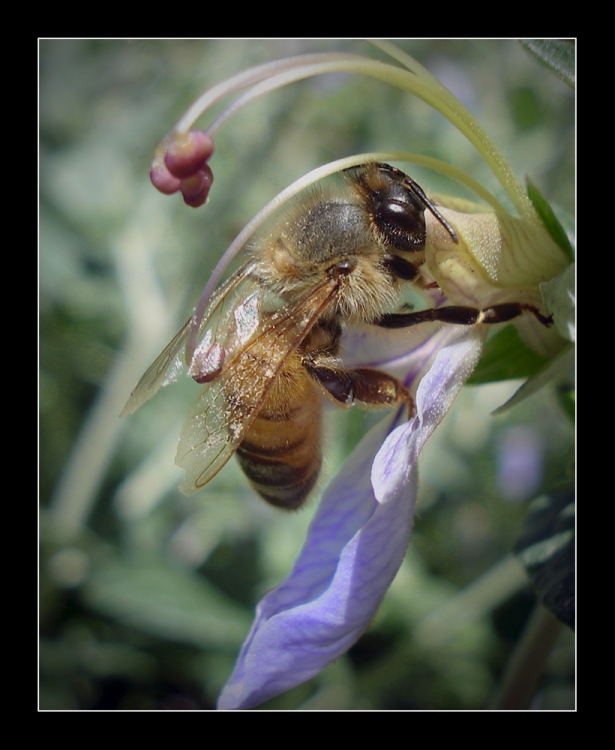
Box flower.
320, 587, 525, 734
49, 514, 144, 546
217, 326, 485, 709
142, 42, 574, 709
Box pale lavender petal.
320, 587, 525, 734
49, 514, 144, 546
218, 327, 485, 710
372, 327, 486, 502
217, 414, 408, 709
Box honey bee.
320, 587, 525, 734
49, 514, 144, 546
122, 163, 552, 509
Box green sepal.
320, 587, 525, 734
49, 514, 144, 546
526, 178, 575, 263
490, 343, 574, 417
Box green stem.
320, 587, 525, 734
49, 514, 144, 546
489, 603, 563, 709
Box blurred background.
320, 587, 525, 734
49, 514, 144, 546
40, 40, 574, 710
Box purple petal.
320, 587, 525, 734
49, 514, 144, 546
372, 327, 486, 502
218, 327, 485, 710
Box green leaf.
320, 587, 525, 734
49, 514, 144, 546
489, 342, 573, 417
82, 558, 252, 649
556, 381, 575, 425
467, 326, 548, 384
514, 485, 575, 629
527, 178, 575, 263
520, 40, 575, 89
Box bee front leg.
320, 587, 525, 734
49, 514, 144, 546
303, 354, 415, 415
376, 302, 553, 329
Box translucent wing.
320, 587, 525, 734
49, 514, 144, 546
175, 276, 340, 495
121, 263, 256, 417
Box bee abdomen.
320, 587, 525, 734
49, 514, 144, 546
236, 384, 322, 510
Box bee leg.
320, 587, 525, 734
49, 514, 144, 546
303, 355, 415, 415
383, 254, 420, 281
377, 302, 553, 329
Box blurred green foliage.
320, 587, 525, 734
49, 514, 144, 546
40, 40, 574, 710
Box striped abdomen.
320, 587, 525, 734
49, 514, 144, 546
236, 359, 322, 510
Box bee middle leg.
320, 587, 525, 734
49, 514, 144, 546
376, 302, 553, 329
303, 354, 415, 415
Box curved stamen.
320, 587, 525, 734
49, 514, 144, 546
162, 47, 533, 220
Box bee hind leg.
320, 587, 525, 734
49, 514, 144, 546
303, 354, 415, 416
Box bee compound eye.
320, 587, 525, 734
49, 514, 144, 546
375, 199, 426, 252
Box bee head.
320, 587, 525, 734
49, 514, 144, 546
348, 163, 427, 253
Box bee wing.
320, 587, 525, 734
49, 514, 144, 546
120, 318, 192, 417
175, 276, 340, 495
121, 263, 256, 417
